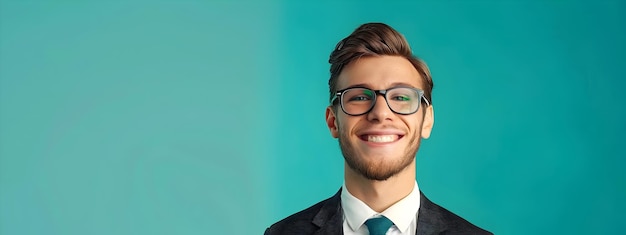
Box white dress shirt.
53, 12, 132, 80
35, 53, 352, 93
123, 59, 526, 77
341, 181, 420, 235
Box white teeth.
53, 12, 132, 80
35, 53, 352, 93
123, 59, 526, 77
367, 135, 396, 143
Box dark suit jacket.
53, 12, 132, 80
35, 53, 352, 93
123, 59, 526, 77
265, 189, 491, 235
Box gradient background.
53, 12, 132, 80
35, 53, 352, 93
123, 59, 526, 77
1, 0, 624, 234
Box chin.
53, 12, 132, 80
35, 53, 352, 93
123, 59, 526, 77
340, 136, 420, 181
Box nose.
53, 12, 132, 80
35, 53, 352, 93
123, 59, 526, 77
366, 94, 393, 122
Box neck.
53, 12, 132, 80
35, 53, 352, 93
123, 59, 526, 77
344, 160, 416, 212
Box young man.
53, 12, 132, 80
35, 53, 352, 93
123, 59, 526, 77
266, 23, 491, 235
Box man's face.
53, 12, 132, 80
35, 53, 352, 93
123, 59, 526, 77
325, 55, 434, 181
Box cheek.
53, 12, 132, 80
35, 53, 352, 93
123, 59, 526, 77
337, 117, 357, 135
402, 116, 423, 130
336, 119, 348, 134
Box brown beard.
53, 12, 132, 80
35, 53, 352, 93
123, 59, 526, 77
339, 127, 420, 181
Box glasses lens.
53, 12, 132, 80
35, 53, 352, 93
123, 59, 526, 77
386, 88, 421, 114
341, 88, 375, 115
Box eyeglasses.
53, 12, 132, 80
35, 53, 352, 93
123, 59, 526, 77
331, 87, 430, 116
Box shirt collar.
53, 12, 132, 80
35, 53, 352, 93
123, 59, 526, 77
341, 181, 420, 233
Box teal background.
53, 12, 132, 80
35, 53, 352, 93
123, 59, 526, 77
1, 0, 624, 234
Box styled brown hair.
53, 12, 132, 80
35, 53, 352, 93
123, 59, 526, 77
328, 23, 434, 106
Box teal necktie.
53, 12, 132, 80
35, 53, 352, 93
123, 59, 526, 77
364, 216, 394, 235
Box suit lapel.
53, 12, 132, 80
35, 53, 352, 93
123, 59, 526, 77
312, 189, 344, 235
307, 189, 449, 235
416, 191, 445, 235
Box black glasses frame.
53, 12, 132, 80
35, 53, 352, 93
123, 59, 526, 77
330, 87, 431, 116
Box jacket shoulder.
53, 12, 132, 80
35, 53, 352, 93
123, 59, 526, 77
420, 193, 492, 235
265, 192, 340, 235
434, 205, 491, 234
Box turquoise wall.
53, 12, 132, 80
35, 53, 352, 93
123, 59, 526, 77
1, 0, 624, 234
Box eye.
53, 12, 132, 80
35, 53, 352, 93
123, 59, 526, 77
348, 95, 372, 101
391, 95, 411, 101
344, 89, 374, 102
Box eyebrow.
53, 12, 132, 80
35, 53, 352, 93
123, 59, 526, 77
341, 82, 418, 90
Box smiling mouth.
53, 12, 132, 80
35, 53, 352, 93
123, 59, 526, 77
360, 135, 403, 143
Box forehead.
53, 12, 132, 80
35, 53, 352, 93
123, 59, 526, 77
337, 55, 423, 90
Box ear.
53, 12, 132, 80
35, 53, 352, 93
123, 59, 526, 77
421, 105, 434, 139
325, 106, 339, 138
